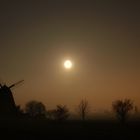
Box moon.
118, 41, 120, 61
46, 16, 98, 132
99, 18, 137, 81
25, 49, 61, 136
64, 60, 73, 69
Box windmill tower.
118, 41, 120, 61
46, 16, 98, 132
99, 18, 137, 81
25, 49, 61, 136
0, 80, 24, 117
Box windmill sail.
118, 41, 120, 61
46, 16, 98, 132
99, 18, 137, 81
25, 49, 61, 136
0, 80, 24, 117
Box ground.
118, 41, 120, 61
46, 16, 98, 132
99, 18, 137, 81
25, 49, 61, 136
0, 119, 140, 140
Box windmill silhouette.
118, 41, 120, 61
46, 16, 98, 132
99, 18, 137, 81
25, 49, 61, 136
0, 80, 24, 117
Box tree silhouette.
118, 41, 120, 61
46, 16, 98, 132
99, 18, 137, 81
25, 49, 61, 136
112, 99, 134, 124
16, 105, 24, 115
134, 106, 138, 114
53, 105, 69, 121
46, 110, 55, 120
77, 99, 89, 121
25, 101, 46, 118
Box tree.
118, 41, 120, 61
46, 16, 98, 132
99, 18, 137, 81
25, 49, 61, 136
53, 105, 69, 121
77, 99, 89, 121
112, 99, 134, 124
46, 110, 55, 120
25, 101, 46, 118
16, 105, 24, 115
134, 106, 138, 115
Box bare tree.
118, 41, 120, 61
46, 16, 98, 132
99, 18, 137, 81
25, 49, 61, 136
112, 99, 134, 124
25, 100, 46, 118
77, 99, 89, 121
53, 105, 69, 121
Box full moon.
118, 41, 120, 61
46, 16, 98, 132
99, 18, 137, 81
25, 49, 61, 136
64, 60, 72, 69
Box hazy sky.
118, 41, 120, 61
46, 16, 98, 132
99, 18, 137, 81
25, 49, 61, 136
0, 1, 140, 111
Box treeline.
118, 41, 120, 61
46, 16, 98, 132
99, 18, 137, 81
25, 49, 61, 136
17, 99, 139, 124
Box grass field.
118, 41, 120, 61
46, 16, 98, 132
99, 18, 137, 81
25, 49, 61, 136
0, 118, 140, 140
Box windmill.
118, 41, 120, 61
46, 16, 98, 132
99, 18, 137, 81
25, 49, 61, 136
0, 80, 24, 117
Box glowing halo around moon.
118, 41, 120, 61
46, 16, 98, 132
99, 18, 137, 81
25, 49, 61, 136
64, 60, 73, 69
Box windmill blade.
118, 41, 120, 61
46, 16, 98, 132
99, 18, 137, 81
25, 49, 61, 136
9, 80, 24, 89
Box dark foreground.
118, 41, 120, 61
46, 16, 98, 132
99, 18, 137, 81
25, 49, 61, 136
0, 118, 140, 140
